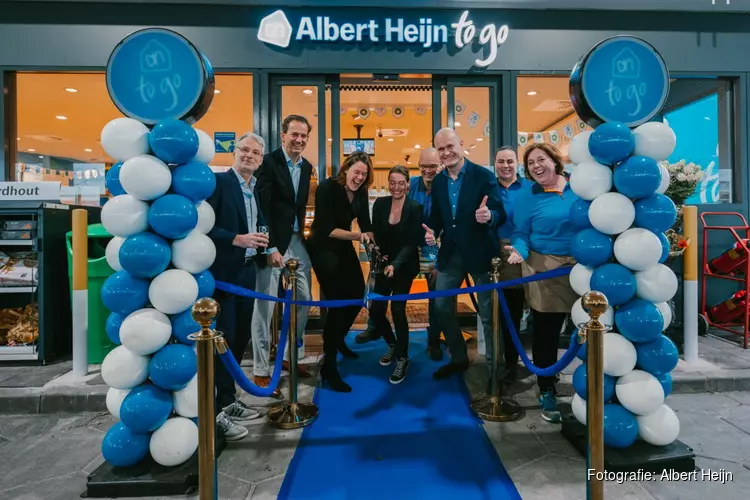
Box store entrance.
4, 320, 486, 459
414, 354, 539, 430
268, 73, 503, 332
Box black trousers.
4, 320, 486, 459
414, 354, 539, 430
531, 309, 567, 393
214, 260, 256, 410
370, 269, 417, 359
500, 287, 526, 369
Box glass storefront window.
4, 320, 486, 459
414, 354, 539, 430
453, 86, 491, 167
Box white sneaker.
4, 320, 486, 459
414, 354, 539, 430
216, 411, 249, 441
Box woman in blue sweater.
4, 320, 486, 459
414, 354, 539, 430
505, 143, 580, 423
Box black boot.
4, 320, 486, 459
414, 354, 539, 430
355, 327, 381, 344
320, 358, 352, 393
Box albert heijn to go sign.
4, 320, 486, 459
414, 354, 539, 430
570, 36, 669, 129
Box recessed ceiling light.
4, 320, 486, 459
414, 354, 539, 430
463, 150, 470, 155
527, 91, 537, 96
327, 138, 332, 142
415, 144, 421, 149
477, 138, 484, 142
56, 115, 68, 120
303, 89, 313, 95
16, 137, 20, 141
84, 148, 92, 152
455, 122, 462, 127
407, 161, 412, 165
214, 89, 221, 94
28, 149, 36, 152
64, 88, 78, 93
38, 155, 43, 159
388, 138, 394, 142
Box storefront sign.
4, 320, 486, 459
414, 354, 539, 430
106, 28, 216, 125
258, 10, 509, 68
0, 182, 61, 201
570, 36, 669, 128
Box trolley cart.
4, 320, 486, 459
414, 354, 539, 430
699, 212, 750, 349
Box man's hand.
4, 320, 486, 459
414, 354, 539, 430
505, 245, 524, 264
422, 224, 436, 246
233, 233, 269, 249
475, 195, 491, 224
268, 250, 284, 268
384, 265, 395, 278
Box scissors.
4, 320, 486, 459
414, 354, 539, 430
364, 241, 387, 309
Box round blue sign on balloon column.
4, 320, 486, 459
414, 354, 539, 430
570, 36, 669, 128
106, 28, 215, 125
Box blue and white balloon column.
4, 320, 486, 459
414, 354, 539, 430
96, 28, 218, 468
567, 36, 682, 449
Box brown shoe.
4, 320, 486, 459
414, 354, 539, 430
282, 360, 312, 378
253, 375, 282, 399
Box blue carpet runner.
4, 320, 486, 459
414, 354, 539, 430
278, 331, 521, 500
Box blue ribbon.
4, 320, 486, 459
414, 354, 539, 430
216, 289, 292, 397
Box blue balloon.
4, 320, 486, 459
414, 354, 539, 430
634, 194, 677, 233
613, 156, 661, 199
105, 312, 126, 344
588, 122, 635, 165
101, 422, 150, 468
569, 199, 593, 230
193, 270, 216, 298
101, 271, 150, 316
172, 161, 216, 202
571, 228, 614, 267
572, 364, 616, 402
119, 384, 173, 433
149, 344, 197, 391
106, 162, 126, 196
635, 334, 679, 375
148, 194, 199, 239
590, 263, 637, 306
656, 372, 673, 397
119, 232, 172, 278
148, 119, 199, 164
658, 232, 670, 263
615, 298, 664, 343
603, 403, 639, 448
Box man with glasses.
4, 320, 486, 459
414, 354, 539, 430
355, 148, 445, 361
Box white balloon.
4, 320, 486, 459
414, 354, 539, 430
633, 122, 677, 162
119, 308, 172, 355
101, 195, 149, 238
105, 236, 124, 272
635, 264, 679, 302
656, 163, 671, 195
603, 333, 638, 377
101, 118, 150, 162
192, 129, 216, 164
149, 269, 199, 315
101, 345, 149, 390
173, 375, 198, 418
615, 370, 665, 416
614, 228, 662, 271
571, 297, 614, 329
569, 161, 613, 201
195, 201, 216, 234
150, 417, 199, 467
569, 131, 596, 165
655, 302, 673, 331
172, 230, 217, 274
572, 393, 587, 425
119, 155, 172, 201
588, 192, 635, 235
569, 263, 593, 297
637, 404, 680, 446
105, 387, 131, 420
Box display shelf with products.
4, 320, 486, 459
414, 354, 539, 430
0, 201, 101, 363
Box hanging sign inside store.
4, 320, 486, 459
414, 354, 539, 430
214, 132, 237, 153
569, 36, 669, 128
258, 10, 509, 68
106, 28, 216, 125
0, 182, 61, 201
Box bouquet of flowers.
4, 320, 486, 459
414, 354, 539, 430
665, 228, 690, 257
659, 159, 705, 203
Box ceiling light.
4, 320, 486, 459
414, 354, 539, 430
84, 148, 93, 152
388, 138, 394, 142
28, 149, 35, 152
477, 138, 484, 142
64, 88, 78, 93
415, 144, 421, 149
463, 150, 470, 155
38, 155, 43, 159
303, 89, 313, 95
455, 122, 461, 127
526, 90, 537, 96
16, 137, 20, 141
407, 161, 412, 165
56, 115, 68, 120
327, 138, 332, 142
214, 89, 221, 94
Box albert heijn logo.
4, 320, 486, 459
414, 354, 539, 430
258, 10, 294, 48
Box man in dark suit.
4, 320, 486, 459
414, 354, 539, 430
252, 115, 314, 393
207, 132, 269, 441
423, 127, 506, 382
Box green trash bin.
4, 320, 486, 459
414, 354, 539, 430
66, 223, 117, 364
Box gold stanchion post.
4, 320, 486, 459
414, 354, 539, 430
268, 259, 320, 429
270, 304, 280, 361
581, 290, 608, 500
470, 257, 524, 422
190, 298, 222, 500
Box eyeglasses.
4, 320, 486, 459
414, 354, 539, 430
419, 164, 439, 171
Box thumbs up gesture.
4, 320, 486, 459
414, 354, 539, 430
475, 195, 491, 224
422, 224, 437, 246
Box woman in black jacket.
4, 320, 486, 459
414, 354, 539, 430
369, 165, 423, 384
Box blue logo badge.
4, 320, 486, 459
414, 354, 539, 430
106, 28, 215, 125
214, 132, 236, 153
570, 36, 669, 128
